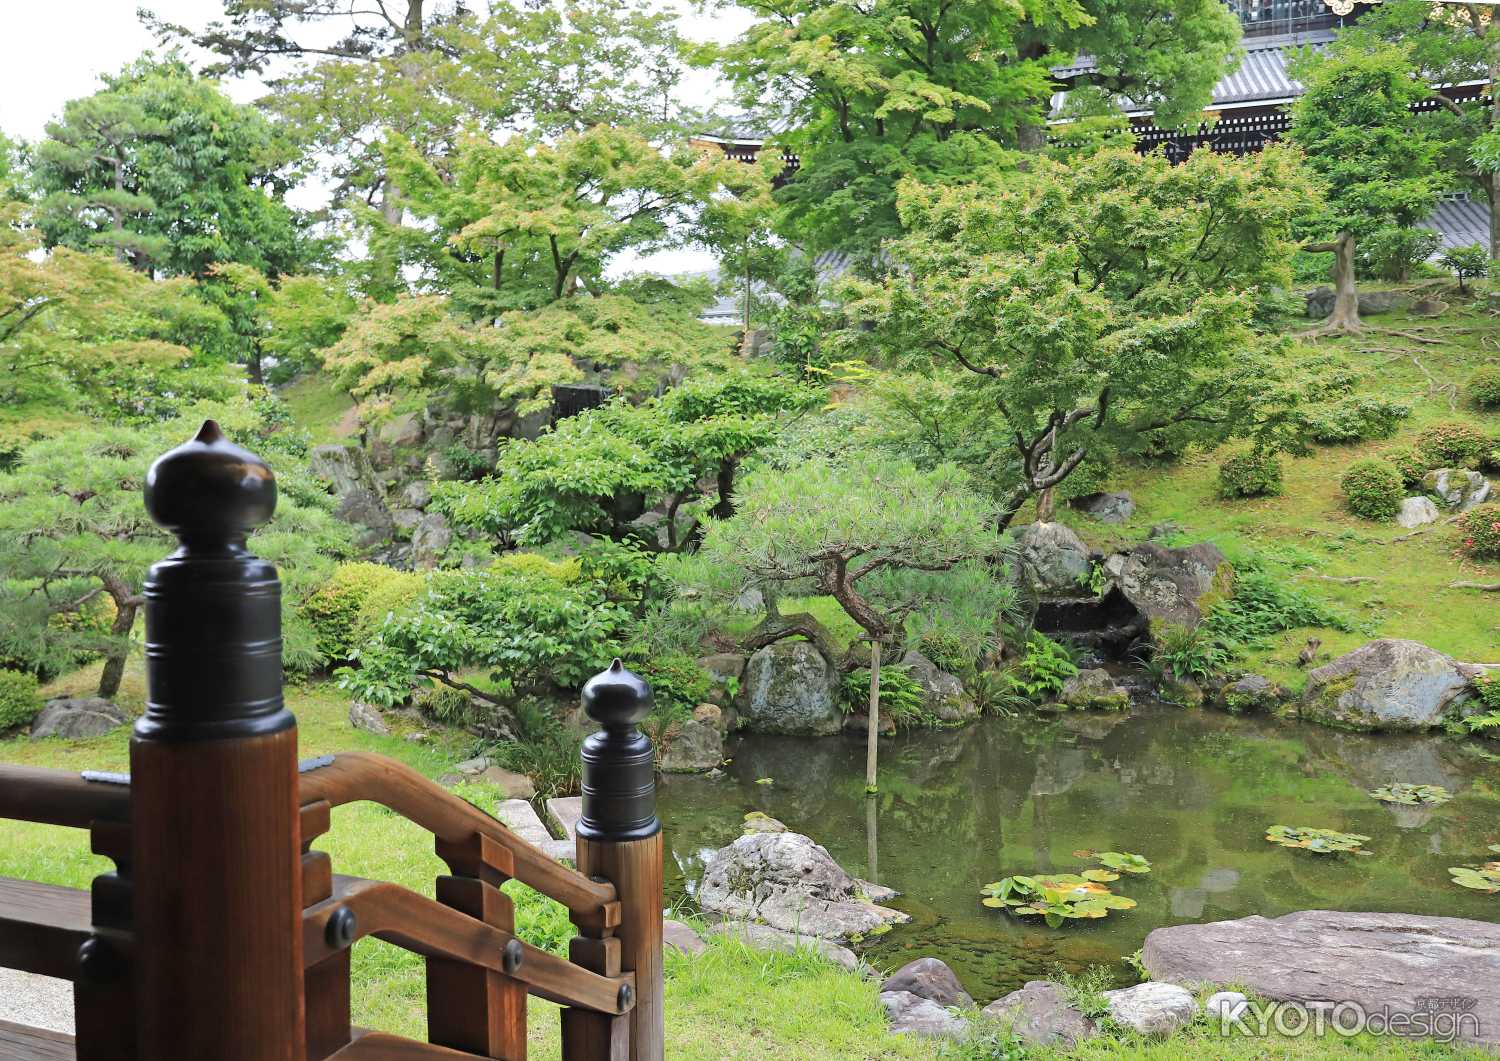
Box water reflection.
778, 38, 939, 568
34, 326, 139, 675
657, 704, 1500, 1001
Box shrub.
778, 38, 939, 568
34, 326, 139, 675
0, 669, 43, 731
915, 630, 972, 675
1458, 503, 1500, 560
1216, 451, 1283, 499
300, 562, 425, 666
1005, 632, 1079, 701
623, 650, 711, 726
1340, 460, 1403, 520
1305, 396, 1410, 444
1469, 366, 1500, 410
1417, 421, 1491, 469
1380, 443, 1430, 489
1439, 243, 1490, 294
840, 665, 933, 729
1360, 226, 1442, 282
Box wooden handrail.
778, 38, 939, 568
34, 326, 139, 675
298, 752, 620, 920
329, 1031, 479, 1059
0, 765, 129, 830
305, 875, 635, 1016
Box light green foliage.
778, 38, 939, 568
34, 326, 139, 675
262, 275, 357, 384
623, 651, 711, 725
32, 56, 306, 279
1468, 366, 1500, 410
0, 670, 42, 730
1369, 783, 1451, 806
336, 560, 629, 708
848, 147, 1319, 526
1306, 396, 1410, 445
0, 404, 349, 696
840, 666, 932, 729
1416, 420, 1492, 469
1340, 460, 1404, 521
1264, 825, 1370, 854
1006, 631, 1079, 700
1288, 41, 1443, 255
1441, 244, 1491, 293
434, 373, 820, 549
1153, 622, 1230, 684
1216, 451, 1283, 500
1458, 503, 1500, 560
1359, 226, 1442, 282
386, 125, 774, 315
711, 0, 1239, 258
299, 562, 426, 667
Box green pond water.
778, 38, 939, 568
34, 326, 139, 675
656, 705, 1500, 1003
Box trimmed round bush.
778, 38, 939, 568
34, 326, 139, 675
1380, 443, 1430, 489
1340, 460, 1403, 520
1306, 396, 1410, 445
1458, 503, 1500, 560
299, 562, 425, 666
1470, 367, 1500, 410
1217, 451, 1283, 499
1416, 421, 1490, 469
0, 669, 43, 731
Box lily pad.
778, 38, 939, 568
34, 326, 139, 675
1370, 783, 1451, 806
1095, 851, 1151, 874
1448, 865, 1500, 893
1265, 825, 1370, 855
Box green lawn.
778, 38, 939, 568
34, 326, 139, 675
280, 373, 356, 446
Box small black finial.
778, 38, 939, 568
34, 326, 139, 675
144, 419, 276, 545
582, 658, 653, 730
577, 659, 659, 842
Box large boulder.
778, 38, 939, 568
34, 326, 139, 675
30, 698, 127, 740
697, 653, 747, 708
1301, 639, 1472, 731
899, 651, 977, 723
658, 719, 724, 773
1143, 911, 1500, 1048
880, 991, 968, 1038
1069, 491, 1135, 524
1422, 469, 1491, 510
982, 981, 1096, 1048
1057, 668, 1129, 711
738, 641, 842, 736
1396, 496, 1440, 529
410, 512, 452, 569
310, 443, 380, 497
881, 958, 972, 1008
698, 831, 910, 941
1102, 542, 1232, 629
1017, 522, 1092, 593
1305, 287, 1414, 319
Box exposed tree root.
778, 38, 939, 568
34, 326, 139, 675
1449, 581, 1500, 592
1366, 327, 1444, 346
1303, 574, 1376, 584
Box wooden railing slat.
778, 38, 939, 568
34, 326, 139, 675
0, 767, 128, 831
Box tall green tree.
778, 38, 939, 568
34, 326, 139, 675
845, 147, 1319, 527
1288, 41, 1444, 332
711, 0, 1241, 258
32, 56, 307, 280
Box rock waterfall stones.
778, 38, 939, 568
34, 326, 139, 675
738, 641, 842, 735
1301, 639, 1473, 730
1142, 911, 1500, 1047
1017, 522, 1092, 593
1101, 542, 1232, 629
698, 831, 910, 941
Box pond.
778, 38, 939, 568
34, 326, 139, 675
657, 704, 1500, 1003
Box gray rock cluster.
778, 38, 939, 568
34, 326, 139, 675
30, 697, 127, 739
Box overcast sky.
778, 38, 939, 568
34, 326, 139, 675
0, 1, 754, 277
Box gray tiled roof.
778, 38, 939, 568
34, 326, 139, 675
1420, 196, 1490, 254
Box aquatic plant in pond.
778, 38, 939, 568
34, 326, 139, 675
980, 873, 1138, 928
1449, 845, 1500, 894
1369, 783, 1451, 806
1088, 851, 1152, 875
1264, 825, 1370, 854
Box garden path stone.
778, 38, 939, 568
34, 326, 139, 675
0, 969, 72, 1034
545, 796, 582, 840
1102, 981, 1197, 1035
663, 919, 707, 956
1142, 910, 1500, 1047
982, 981, 1096, 1047
880, 957, 972, 1008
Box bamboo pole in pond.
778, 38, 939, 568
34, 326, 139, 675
865, 640, 882, 793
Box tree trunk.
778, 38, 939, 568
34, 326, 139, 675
1486, 172, 1500, 263
865, 639, 882, 794
1035, 486, 1056, 522
1305, 231, 1361, 333
711, 459, 736, 520
98, 600, 138, 699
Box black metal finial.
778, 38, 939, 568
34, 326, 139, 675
577, 659, 659, 842
144, 419, 277, 545
136, 422, 290, 742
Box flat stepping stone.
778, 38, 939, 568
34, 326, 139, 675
545, 796, 582, 841
496, 799, 552, 846
1144, 910, 1500, 1048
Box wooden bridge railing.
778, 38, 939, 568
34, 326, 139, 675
0, 421, 664, 1061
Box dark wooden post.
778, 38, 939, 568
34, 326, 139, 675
566, 661, 664, 1061
131, 420, 304, 1059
